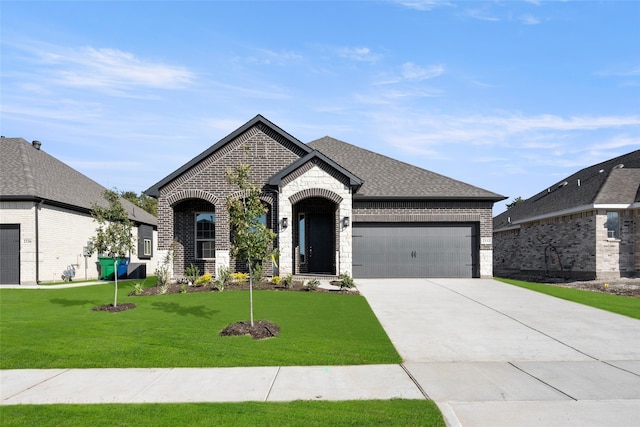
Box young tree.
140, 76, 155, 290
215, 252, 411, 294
91, 189, 136, 307
226, 164, 276, 326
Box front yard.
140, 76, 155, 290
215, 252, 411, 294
0, 278, 401, 369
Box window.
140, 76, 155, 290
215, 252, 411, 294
143, 239, 152, 256
298, 214, 306, 264
196, 213, 215, 259
607, 211, 620, 239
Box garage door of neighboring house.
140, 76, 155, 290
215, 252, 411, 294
353, 223, 478, 278
0, 224, 20, 284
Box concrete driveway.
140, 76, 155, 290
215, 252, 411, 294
357, 278, 640, 427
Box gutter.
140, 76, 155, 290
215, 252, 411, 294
35, 199, 43, 284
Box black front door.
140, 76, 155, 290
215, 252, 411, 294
307, 213, 333, 274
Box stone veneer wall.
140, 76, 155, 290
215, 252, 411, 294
352, 200, 495, 278
279, 165, 352, 276
493, 209, 637, 280
156, 125, 306, 278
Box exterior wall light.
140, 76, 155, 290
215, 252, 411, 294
281, 218, 288, 229
342, 217, 350, 228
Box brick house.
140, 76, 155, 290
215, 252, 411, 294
0, 137, 158, 285
493, 149, 640, 280
145, 115, 505, 280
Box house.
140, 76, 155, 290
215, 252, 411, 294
145, 115, 505, 280
0, 137, 158, 285
493, 149, 640, 280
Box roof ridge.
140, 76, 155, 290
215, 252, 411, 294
18, 139, 37, 195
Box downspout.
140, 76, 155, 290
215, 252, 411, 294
35, 199, 44, 284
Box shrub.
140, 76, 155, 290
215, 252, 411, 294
232, 272, 249, 283
306, 278, 320, 292
282, 274, 294, 289
271, 276, 281, 285
180, 283, 188, 294
339, 273, 354, 290
133, 282, 144, 296
252, 262, 264, 284
218, 266, 232, 285
194, 273, 212, 287
185, 263, 200, 285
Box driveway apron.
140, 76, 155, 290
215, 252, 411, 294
357, 278, 640, 427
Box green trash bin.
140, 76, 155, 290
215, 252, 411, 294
98, 258, 129, 280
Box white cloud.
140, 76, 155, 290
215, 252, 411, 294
338, 46, 381, 63
401, 62, 444, 80
15, 42, 194, 94
519, 14, 541, 25
395, 1, 454, 11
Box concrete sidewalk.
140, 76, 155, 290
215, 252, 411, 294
1, 365, 424, 404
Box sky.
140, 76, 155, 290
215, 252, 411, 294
1, 1, 639, 214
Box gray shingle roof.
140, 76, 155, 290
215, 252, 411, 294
308, 136, 506, 200
494, 149, 640, 230
1, 137, 156, 226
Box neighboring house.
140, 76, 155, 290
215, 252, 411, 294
0, 137, 158, 285
493, 149, 640, 280
146, 115, 505, 280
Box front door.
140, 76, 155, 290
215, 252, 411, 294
307, 213, 333, 274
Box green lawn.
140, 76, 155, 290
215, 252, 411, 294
0, 400, 444, 426
496, 278, 640, 320
0, 279, 401, 369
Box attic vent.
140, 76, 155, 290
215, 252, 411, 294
599, 169, 604, 173
577, 179, 581, 187
558, 181, 568, 188
613, 163, 624, 169
32, 140, 42, 150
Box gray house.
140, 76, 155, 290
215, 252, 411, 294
493, 149, 640, 280
145, 115, 505, 280
0, 137, 158, 285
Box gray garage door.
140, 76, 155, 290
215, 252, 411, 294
352, 223, 478, 278
1, 224, 20, 284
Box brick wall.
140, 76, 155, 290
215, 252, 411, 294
493, 209, 637, 280
157, 125, 305, 278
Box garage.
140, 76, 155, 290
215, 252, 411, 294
352, 223, 479, 278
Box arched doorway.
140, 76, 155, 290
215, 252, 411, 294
293, 197, 337, 275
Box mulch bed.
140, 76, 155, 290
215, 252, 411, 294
92, 303, 137, 312
543, 278, 640, 298
219, 320, 281, 340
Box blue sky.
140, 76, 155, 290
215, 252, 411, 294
2, 1, 638, 213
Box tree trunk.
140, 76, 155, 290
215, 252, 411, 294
248, 261, 254, 327
113, 258, 119, 308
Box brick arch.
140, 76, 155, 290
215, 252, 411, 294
167, 190, 219, 207
289, 188, 343, 205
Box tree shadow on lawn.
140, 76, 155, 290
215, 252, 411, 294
150, 301, 219, 319
49, 298, 102, 308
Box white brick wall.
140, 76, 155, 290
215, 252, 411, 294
1, 201, 157, 284
278, 165, 352, 276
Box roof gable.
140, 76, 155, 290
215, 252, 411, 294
0, 137, 156, 226
494, 149, 640, 230
145, 114, 311, 197
268, 150, 363, 188
308, 136, 505, 200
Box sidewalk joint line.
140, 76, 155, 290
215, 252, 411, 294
508, 362, 577, 401
400, 363, 432, 400
264, 366, 281, 402
2, 369, 70, 402
601, 361, 640, 378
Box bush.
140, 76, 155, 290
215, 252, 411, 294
339, 273, 354, 290
194, 273, 212, 287
232, 272, 249, 283
282, 274, 294, 289
133, 282, 144, 296
180, 283, 188, 294
252, 262, 264, 284
185, 263, 200, 285
306, 278, 320, 291
271, 276, 281, 285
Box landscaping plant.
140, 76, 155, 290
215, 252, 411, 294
90, 189, 136, 308
226, 164, 276, 327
